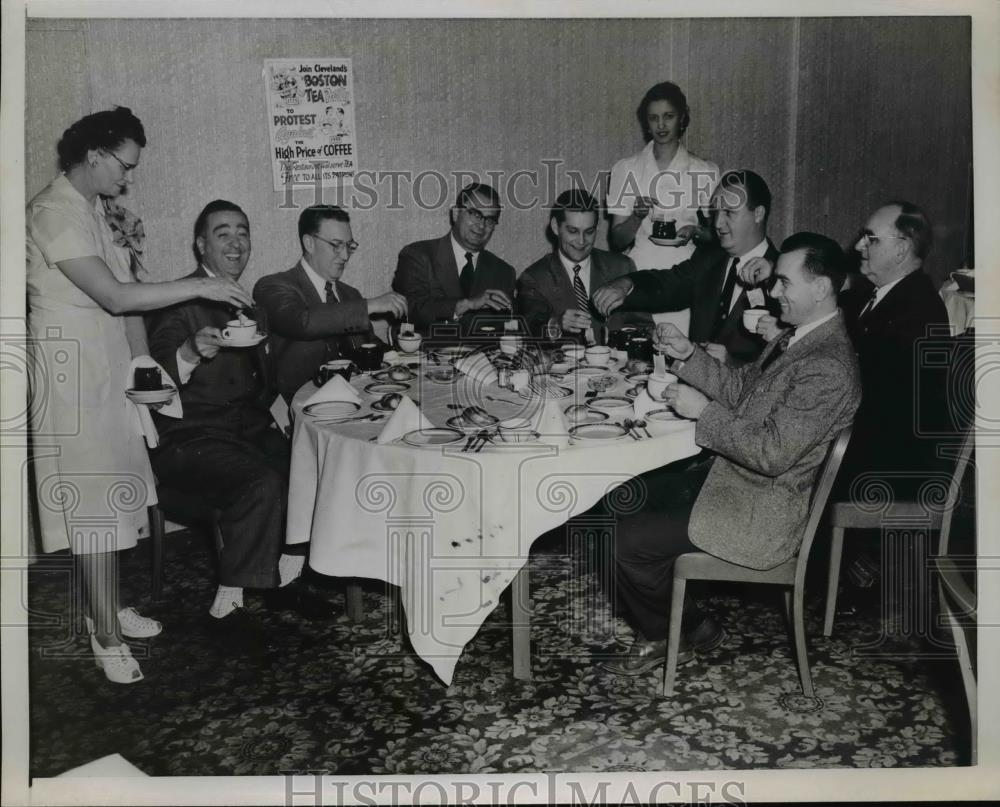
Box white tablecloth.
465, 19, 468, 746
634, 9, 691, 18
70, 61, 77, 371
287, 353, 698, 684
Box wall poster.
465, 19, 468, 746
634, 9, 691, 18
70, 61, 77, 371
263, 58, 357, 192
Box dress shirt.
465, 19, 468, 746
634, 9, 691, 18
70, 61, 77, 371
450, 235, 479, 280
787, 310, 838, 348
300, 256, 339, 302
722, 238, 770, 314
867, 274, 907, 312
557, 252, 592, 294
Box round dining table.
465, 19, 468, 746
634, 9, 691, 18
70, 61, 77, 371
286, 348, 699, 685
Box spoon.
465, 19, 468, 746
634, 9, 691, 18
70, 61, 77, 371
634, 418, 653, 439
622, 418, 641, 440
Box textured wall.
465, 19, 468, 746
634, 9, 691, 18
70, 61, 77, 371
25, 16, 971, 294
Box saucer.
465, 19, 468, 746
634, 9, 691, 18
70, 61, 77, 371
372, 367, 417, 383
303, 400, 361, 419
218, 332, 266, 348
365, 381, 410, 396
648, 236, 686, 247
569, 423, 628, 441
447, 414, 500, 432
126, 387, 177, 405
402, 428, 464, 447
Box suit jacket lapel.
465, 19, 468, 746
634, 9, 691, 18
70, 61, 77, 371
547, 253, 577, 312
436, 234, 463, 298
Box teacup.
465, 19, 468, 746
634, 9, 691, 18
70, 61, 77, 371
742, 308, 768, 332
397, 333, 422, 354
646, 371, 678, 401
584, 346, 612, 367
356, 342, 385, 372
314, 359, 354, 386
134, 366, 162, 391
651, 218, 677, 240
499, 335, 522, 355
222, 319, 257, 340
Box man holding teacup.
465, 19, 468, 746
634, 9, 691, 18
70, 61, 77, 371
148, 200, 339, 645
593, 169, 780, 367
603, 232, 861, 675
515, 189, 652, 343
254, 204, 407, 401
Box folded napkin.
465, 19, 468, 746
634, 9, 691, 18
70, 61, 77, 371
303, 374, 362, 407
532, 397, 570, 444
126, 356, 182, 448
632, 388, 665, 420
377, 395, 434, 444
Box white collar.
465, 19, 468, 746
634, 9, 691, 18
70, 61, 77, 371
557, 250, 592, 278
300, 256, 337, 300
788, 309, 838, 347
643, 140, 690, 172
871, 274, 907, 307
451, 234, 479, 273
733, 238, 769, 263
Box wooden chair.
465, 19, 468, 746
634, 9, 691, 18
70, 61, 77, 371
662, 426, 853, 697
933, 430, 976, 763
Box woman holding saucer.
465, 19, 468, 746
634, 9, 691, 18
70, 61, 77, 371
26, 107, 252, 683
607, 82, 719, 332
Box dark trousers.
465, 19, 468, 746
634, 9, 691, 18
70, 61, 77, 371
611, 456, 712, 640
152, 426, 289, 589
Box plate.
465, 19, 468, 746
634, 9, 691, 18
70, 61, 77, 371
570, 365, 606, 377
402, 428, 465, 447
446, 414, 500, 432
645, 407, 681, 422
425, 369, 458, 384
519, 382, 573, 400
126, 387, 177, 405
648, 236, 686, 247
364, 381, 410, 395
563, 406, 609, 426
625, 372, 650, 384
218, 332, 267, 348
303, 400, 362, 419
569, 423, 629, 441
372, 367, 417, 383
436, 345, 475, 358
586, 395, 633, 412
498, 430, 541, 443
587, 373, 620, 393
624, 386, 640, 400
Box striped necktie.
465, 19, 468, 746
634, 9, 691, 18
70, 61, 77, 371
572, 265, 589, 312
858, 289, 878, 319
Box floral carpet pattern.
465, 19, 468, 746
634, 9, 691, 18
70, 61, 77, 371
28, 531, 968, 777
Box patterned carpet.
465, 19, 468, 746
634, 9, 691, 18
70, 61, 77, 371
27, 529, 969, 778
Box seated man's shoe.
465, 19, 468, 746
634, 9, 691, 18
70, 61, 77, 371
263, 580, 335, 621
685, 615, 726, 653
600, 637, 693, 676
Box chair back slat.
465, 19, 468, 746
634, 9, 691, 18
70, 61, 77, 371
794, 425, 853, 587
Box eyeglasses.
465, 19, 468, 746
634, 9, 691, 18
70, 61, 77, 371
104, 150, 138, 173
462, 208, 500, 228
311, 233, 359, 254
860, 229, 907, 247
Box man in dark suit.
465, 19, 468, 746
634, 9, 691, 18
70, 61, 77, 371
253, 205, 407, 401
515, 189, 652, 341
594, 169, 780, 366
604, 233, 861, 674
837, 201, 951, 499
392, 182, 515, 339
148, 200, 334, 636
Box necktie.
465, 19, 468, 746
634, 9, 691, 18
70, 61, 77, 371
324, 280, 338, 304
324, 280, 351, 358
711, 257, 740, 339
858, 289, 878, 319
760, 327, 795, 371
460, 252, 475, 297
572, 265, 589, 313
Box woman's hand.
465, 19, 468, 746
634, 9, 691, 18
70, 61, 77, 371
199, 276, 254, 308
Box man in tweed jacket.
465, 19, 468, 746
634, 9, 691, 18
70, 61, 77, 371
605, 232, 861, 675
